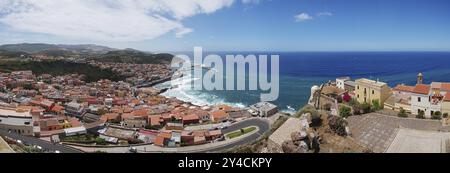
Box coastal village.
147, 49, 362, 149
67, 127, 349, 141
0, 59, 281, 153
2, 51, 450, 153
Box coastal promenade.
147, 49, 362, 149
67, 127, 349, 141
69, 118, 270, 153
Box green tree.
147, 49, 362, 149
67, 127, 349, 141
6, 83, 14, 89
398, 108, 408, 118
22, 83, 33, 90
432, 111, 442, 120
443, 113, 449, 118
361, 102, 372, 113
339, 106, 352, 118
371, 99, 382, 111
348, 99, 359, 107
416, 110, 425, 119
95, 137, 107, 145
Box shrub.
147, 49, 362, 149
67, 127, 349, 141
416, 110, 425, 119
361, 102, 372, 113
398, 108, 408, 118
296, 105, 318, 118
371, 99, 382, 111
352, 104, 362, 115
310, 113, 322, 127
336, 96, 343, 103
432, 111, 442, 120
339, 106, 352, 118
328, 115, 348, 136
23, 83, 34, 90
95, 137, 108, 145
444, 113, 449, 118
128, 138, 144, 145
343, 93, 352, 102
348, 99, 359, 106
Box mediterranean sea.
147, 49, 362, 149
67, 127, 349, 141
156, 52, 450, 114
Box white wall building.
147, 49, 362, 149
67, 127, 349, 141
336, 77, 351, 90
0, 107, 34, 136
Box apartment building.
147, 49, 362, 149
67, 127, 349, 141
355, 78, 391, 106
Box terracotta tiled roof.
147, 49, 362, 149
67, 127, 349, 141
132, 109, 149, 117
51, 105, 64, 112
210, 110, 229, 120
394, 84, 415, 92
444, 92, 450, 102
412, 84, 430, 95
158, 132, 172, 139
182, 114, 199, 121
154, 136, 165, 146
442, 83, 450, 91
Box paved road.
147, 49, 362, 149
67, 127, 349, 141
206, 118, 270, 152
0, 129, 82, 153
71, 118, 271, 153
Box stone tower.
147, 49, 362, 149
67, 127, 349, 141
417, 73, 423, 84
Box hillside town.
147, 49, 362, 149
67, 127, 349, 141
0, 63, 280, 153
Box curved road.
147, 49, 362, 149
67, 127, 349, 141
70, 118, 271, 153
203, 118, 270, 152
0, 129, 82, 153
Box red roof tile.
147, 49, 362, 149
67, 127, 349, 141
210, 110, 229, 121
413, 84, 430, 95
394, 84, 415, 93
154, 136, 165, 147
182, 114, 199, 121
444, 92, 450, 102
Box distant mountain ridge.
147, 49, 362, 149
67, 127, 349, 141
0, 43, 173, 64
0, 43, 117, 54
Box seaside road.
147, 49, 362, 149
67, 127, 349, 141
205, 118, 270, 152
0, 129, 83, 153
70, 118, 270, 153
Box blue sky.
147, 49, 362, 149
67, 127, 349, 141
0, 0, 450, 52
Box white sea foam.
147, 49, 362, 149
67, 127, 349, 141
282, 105, 297, 115
156, 75, 247, 108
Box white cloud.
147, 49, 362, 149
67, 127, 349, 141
318, 11, 333, 17
175, 27, 193, 38
295, 13, 313, 22
0, 0, 235, 42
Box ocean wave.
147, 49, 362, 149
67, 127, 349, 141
281, 105, 297, 115
161, 88, 247, 108
158, 74, 247, 108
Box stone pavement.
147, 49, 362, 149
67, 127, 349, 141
386, 128, 450, 153
347, 113, 443, 153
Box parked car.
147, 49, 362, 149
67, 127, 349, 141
129, 147, 137, 153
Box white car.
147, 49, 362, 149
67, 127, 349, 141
55, 150, 61, 153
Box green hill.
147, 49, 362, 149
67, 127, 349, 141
0, 60, 125, 83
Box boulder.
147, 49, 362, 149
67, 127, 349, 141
282, 140, 299, 153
